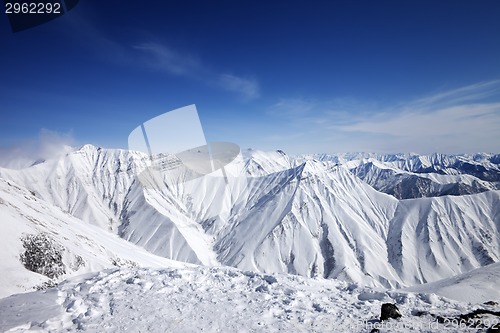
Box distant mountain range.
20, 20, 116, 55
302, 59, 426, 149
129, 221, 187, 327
309, 152, 500, 199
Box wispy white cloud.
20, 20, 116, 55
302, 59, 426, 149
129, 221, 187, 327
339, 103, 500, 136
267, 99, 332, 129
265, 81, 500, 154
0, 130, 75, 169
333, 81, 500, 153
134, 43, 202, 77
217, 74, 260, 100
407, 80, 500, 110
337, 103, 500, 153
263, 132, 305, 142
58, 15, 260, 100
268, 97, 380, 128
134, 42, 260, 100
269, 98, 317, 116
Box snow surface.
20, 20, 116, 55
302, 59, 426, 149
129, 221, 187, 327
1, 264, 499, 332
403, 262, 500, 303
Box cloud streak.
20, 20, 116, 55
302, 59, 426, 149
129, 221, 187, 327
58, 16, 260, 100
267, 81, 500, 154
217, 74, 259, 100
134, 43, 202, 77
0, 130, 75, 169
134, 42, 260, 100
340, 103, 500, 137
407, 80, 500, 111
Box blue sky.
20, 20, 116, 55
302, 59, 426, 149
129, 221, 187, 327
1, 0, 500, 159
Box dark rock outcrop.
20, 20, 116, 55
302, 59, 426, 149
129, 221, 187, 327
380, 303, 402, 321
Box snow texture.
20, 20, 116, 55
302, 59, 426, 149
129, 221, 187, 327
1, 265, 499, 332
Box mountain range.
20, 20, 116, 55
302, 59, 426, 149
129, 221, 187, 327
0, 144, 498, 297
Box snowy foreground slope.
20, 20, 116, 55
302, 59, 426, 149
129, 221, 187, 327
1, 264, 500, 333
0, 145, 499, 289
0, 177, 188, 298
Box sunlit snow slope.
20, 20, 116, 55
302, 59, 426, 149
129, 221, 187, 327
0, 177, 188, 298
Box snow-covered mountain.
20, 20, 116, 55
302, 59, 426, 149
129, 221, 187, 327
0, 145, 499, 293
308, 152, 500, 199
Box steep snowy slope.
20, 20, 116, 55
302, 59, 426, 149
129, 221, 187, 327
212, 161, 402, 287
112, 149, 402, 286
403, 262, 500, 303
1, 145, 499, 289
118, 148, 500, 288
0, 145, 146, 231
387, 190, 500, 285
119, 172, 222, 266
0, 177, 187, 298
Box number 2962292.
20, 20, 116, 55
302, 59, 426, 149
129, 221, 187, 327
5, 2, 62, 14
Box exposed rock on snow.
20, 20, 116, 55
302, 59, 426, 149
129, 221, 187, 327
380, 303, 402, 321
20, 233, 66, 279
